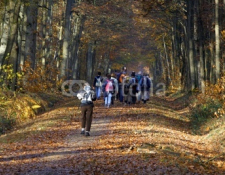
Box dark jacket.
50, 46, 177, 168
139, 76, 151, 91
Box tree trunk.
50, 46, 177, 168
215, 0, 220, 82
222, 0, 225, 73
0, 0, 21, 89
163, 35, 172, 87
198, 0, 205, 93
19, 2, 27, 70
86, 42, 94, 83
40, 0, 47, 67
24, 0, 38, 70
71, 14, 85, 79
9, 37, 19, 90
179, 20, 189, 91
193, 0, 198, 89
46, 0, 53, 65
17, 3, 25, 73
153, 52, 163, 83
0, 4, 8, 67
187, 0, 195, 91
60, 0, 74, 79
0, 0, 21, 71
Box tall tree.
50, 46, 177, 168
24, 0, 38, 70
0, 1, 8, 66
1, 0, 21, 69
215, 0, 220, 82
60, 0, 74, 79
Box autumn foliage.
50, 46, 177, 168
20, 61, 61, 93
0, 0, 225, 174
189, 75, 225, 135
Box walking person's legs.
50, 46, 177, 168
132, 95, 136, 104
108, 93, 112, 107
98, 87, 101, 99
104, 92, 108, 107
80, 106, 87, 134
119, 85, 123, 102
146, 90, 150, 101
96, 87, 101, 99
95, 87, 98, 98
136, 90, 141, 103
85, 105, 93, 136
127, 93, 131, 104
111, 93, 115, 105
143, 90, 148, 104
131, 89, 137, 104
141, 90, 144, 103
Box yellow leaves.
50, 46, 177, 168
0, 64, 16, 89
111, 35, 119, 39
205, 127, 210, 132
31, 105, 41, 109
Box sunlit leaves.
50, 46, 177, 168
0, 96, 224, 174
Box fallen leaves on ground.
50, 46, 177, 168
0, 96, 224, 175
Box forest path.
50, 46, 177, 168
0, 96, 224, 174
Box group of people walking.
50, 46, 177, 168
92, 67, 152, 108
76, 66, 152, 136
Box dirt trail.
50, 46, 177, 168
0, 96, 224, 175
25, 115, 111, 175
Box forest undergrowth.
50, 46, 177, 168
0, 91, 225, 174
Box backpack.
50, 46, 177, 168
95, 77, 102, 87
131, 77, 137, 84
124, 76, 130, 94
82, 91, 96, 105
143, 77, 147, 87
117, 72, 123, 83
141, 77, 151, 89
105, 79, 114, 92
130, 77, 138, 93
136, 74, 142, 83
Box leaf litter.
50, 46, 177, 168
0, 96, 224, 174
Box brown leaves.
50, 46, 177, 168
0, 97, 224, 174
